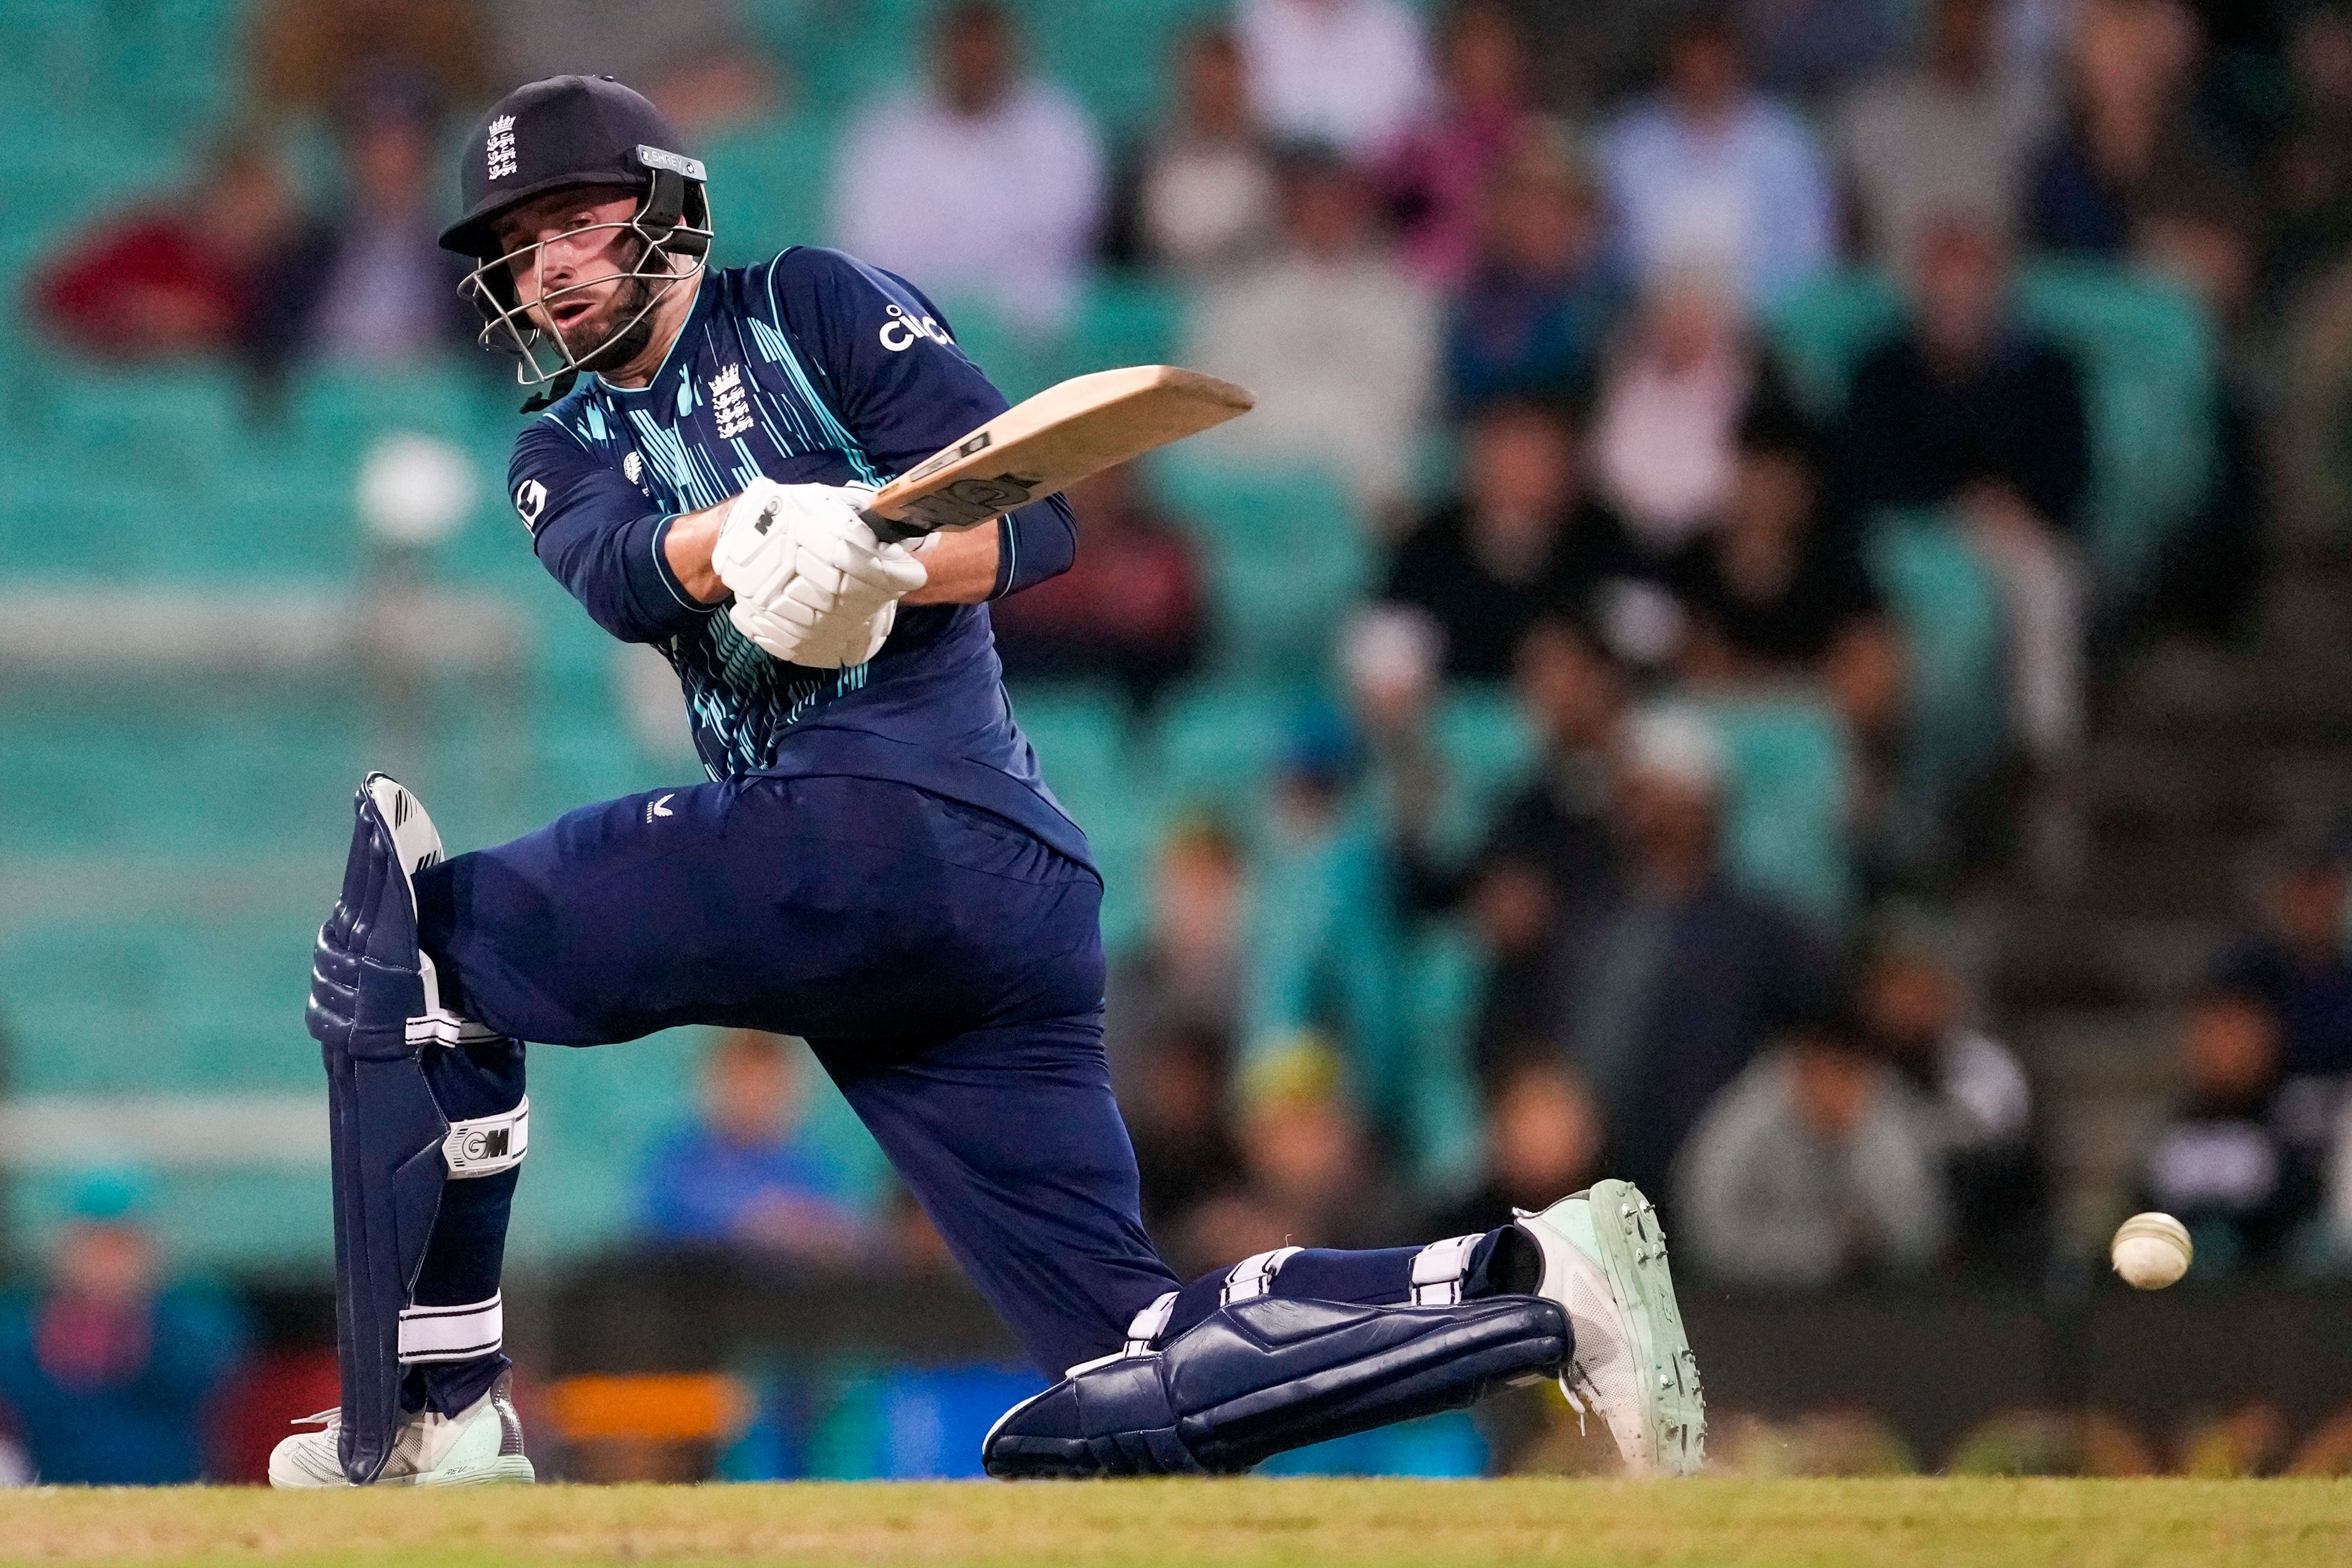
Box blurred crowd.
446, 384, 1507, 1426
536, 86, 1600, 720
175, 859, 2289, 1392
16, 0, 2352, 1480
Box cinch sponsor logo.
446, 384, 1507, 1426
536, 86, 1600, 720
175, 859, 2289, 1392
878, 303, 953, 353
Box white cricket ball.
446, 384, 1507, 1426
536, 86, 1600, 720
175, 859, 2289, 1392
2110, 1211, 2192, 1289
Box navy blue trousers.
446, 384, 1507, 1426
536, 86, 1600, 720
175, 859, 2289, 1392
408, 775, 1500, 1385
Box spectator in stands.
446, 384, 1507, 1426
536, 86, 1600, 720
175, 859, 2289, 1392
988, 464, 1205, 708
1427, 1061, 1606, 1237
1465, 851, 1566, 1073
1593, 274, 1791, 560
1175, 1044, 1420, 1272
637, 1031, 868, 1261
834, 1, 1103, 333
1857, 927, 2051, 1283
1376, 0, 1537, 288
1383, 396, 1639, 682
1836, 216, 2092, 874
1104, 819, 1249, 1101
1339, 604, 1452, 874
1184, 143, 1438, 522
1540, 707, 1835, 1201
249, 76, 475, 377
1596, 7, 1836, 310
1118, 27, 1280, 279
249, 0, 489, 121
1836, 0, 2055, 265
1676, 1012, 1951, 1290
1441, 135, 1619, 414
1235, 0, 1433, 162
1666, 400, 1903, 748
2137, 986, 2322, 1277
2134, 185, 2269, 642
0, 1171, 249, 1484
31, 140, 293, 364
1459, 618, 1631, 929
1242, 709, 1399, 1053
489, 0, 780, 140
2262, 6, 2352, 315
2212, 832, 2352, 1134
1122, 1021, 1244, 1235
2025, 0, 2241, 256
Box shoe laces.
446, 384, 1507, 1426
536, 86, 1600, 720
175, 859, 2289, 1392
1560, 1365, 1595, 1438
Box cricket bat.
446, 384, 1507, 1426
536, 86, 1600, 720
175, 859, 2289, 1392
859, 365, 1254, 543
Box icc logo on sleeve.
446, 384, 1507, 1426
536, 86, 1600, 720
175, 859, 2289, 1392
513, 479, 547, 532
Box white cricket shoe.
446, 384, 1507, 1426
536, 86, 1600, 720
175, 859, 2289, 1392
1516, 1178, 1705, 1476
268, 1375, 535, 1487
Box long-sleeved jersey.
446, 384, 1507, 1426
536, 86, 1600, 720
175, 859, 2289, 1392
508, 247, 1089, 866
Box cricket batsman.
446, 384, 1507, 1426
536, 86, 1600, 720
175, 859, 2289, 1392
271, 75, 1704, 1487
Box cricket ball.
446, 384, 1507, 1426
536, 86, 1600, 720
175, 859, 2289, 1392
2110, 1211, 2192, 1289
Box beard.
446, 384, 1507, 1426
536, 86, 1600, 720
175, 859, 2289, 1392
554, 268, 664, 373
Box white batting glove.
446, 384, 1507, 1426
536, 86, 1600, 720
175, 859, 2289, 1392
713, 479, 930, 669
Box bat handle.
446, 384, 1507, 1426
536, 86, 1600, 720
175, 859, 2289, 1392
860, 508, 930, 546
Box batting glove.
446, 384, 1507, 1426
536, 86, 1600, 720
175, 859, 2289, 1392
713, 479, 930, 669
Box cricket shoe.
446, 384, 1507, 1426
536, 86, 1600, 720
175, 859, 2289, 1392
1515, 1178, 1705, 1476
268, 1374, 535, 1487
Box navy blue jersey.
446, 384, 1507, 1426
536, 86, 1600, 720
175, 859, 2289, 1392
508, 247, 1088, 865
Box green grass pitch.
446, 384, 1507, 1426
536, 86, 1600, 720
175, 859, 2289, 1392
0, 1478, 2346, 1567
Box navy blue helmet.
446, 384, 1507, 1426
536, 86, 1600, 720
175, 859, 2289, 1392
439, 75, 713, 394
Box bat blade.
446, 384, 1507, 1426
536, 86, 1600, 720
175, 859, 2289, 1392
860, 365, 1254, 541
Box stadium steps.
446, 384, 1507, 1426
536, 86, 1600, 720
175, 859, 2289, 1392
1980, 542, 2352, 1248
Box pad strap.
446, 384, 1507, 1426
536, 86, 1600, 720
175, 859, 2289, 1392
398, 1292, 502, 1363
1409, 1233, 1483, 1307
1222, 1247, 1301, 1305
442, 1097, 529, 1179
1124, 1290, 1180, 1357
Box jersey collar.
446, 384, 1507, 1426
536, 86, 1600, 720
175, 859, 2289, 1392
591, 271, 714, 413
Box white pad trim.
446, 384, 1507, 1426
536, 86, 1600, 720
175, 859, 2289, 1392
1409, 1233, 1482, 1307
1124, 1290, 1179, 1356
442, 1097, 528, 1178
405, 1011, 504, 1049
1222, 1246, 1302, 1305
398, 1292, 502, 1363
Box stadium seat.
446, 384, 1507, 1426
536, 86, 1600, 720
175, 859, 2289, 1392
1394, 923, 1486, 1197
1063, 273, 1186, 377
1149, 680, 1313, 816
1004, 680, 1157, 942
1149, 456, 1369, 682
1432, 682, 1536, 844
1866, 508, 2008, 870
702, 110, 840, 266
1689, 692, 1855, 928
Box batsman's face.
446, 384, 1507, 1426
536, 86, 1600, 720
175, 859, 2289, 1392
494, 191, 649, 351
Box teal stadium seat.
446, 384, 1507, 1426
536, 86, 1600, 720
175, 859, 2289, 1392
703, 110, 840, 267
1690, 694, 1855, 929
1062, 274, 1185, 377
1003, 680, 1155, 946
1432, 682, 1536, 847
1150, 680, 1305, 817
1150, 454, 1369, 683
1866, 509, 2007, 869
